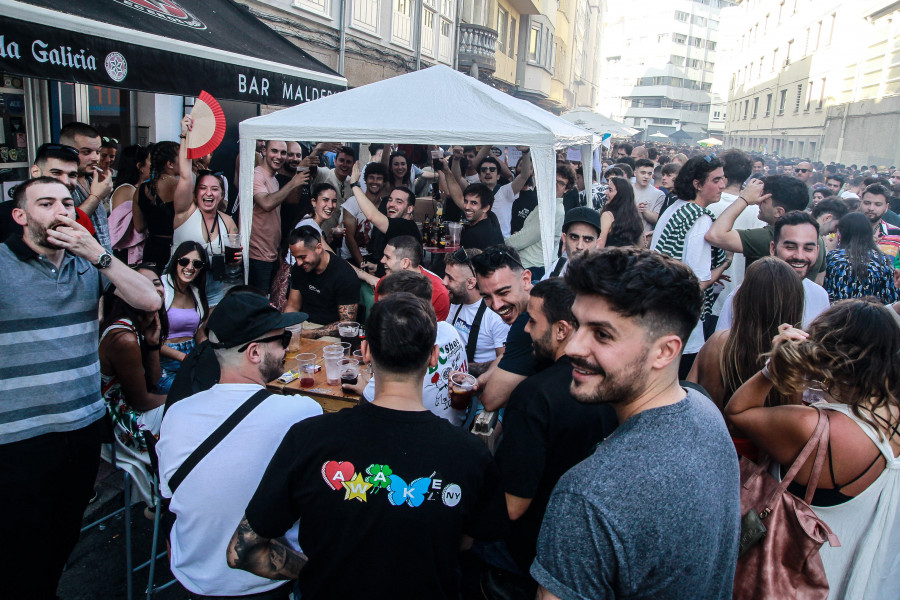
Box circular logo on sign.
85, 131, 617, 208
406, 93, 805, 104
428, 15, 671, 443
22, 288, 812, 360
441, 484, 462, 507
105, 53, 128, 82
112, 0, 207, 30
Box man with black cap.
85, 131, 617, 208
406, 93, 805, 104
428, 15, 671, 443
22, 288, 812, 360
158, 292, 322, 599
542, 207, 601, 280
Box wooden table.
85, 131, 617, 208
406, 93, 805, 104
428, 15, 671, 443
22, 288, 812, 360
266, 338, 362, 413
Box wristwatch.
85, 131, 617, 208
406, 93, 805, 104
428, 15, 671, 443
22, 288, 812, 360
95, 251, 113, 270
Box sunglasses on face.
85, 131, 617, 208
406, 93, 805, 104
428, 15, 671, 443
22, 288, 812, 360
177, 257, 205, 269
480, 166, 497, 173
237, 330, 291, 353
795, 169, 810, 173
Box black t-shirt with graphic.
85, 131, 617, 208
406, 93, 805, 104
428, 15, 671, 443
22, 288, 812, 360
510, 189, 538, 234
245, 402, 509, 600
289, 252, 360, 325
495, 356, 618, 571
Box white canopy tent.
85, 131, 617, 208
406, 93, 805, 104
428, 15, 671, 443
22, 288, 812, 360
561, 107, 638, 138
238, 64, 600, 272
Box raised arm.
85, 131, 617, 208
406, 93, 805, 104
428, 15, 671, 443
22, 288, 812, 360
705, 179, 767, 252
440, 159, 465, 211
227, 516, 307, 580
343, 210, 364, 266
510, 148, 532, 195
254, 169, 310, 212
351, 186, 389, 233
173, 115, 196, 218
47, 215, 161, 311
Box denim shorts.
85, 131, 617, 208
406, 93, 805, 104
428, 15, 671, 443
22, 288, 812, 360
158, 339, 195, 393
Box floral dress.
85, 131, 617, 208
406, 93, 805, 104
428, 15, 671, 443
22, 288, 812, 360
100, 319, 165, 506
824, 249, 900, 304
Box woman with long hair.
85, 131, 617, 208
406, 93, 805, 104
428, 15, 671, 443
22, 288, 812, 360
99, 263, 168, 507
825, 211, 899, 304
158, 241, 209, 393
725, 299, 900, 599
598, 177, 644, 248
134, 141, 180, 267
172, 115, 240, 307
688, 257, 804, 457
109, 144, 151, 264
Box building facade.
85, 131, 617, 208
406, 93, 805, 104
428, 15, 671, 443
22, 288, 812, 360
722, 0, 900, 165
241, 0, 602, 114
597, 0, 724, 144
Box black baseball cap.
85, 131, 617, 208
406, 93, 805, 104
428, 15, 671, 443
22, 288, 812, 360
562, 207, 602, 234
206, 292, 307, 349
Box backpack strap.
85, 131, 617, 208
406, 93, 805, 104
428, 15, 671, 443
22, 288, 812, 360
465, 300, 489, 364
549, 257, 568, 278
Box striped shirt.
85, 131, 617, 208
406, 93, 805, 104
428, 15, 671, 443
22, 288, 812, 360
0, 235, 105, 444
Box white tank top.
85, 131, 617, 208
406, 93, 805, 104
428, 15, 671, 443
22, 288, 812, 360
811, 402, 900, 600
172, 208, 225, 257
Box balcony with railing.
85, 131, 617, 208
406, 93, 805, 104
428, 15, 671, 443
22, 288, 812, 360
457, 23, 498, 78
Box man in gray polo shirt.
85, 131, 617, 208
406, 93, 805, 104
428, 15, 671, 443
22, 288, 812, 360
0, 177, 160, 599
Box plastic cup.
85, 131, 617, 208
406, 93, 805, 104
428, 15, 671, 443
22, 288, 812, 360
295, 353, 316, 388
334, 342, 352, 357
286, 323, 303, 353
339, 358, 360, 386
323, 349, 343, 386
447, 222, 462, 247
449, 372, 477, 410
338, 321, 359, 350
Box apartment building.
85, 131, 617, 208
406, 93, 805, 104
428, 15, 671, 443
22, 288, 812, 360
722, 0, 900, 165
597, 0, 724, 144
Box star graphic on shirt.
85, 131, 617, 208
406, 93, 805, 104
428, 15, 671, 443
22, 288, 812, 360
342, 472, 373, 502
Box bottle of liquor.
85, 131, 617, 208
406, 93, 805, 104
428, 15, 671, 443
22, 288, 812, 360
423, 215, 432, 246
435, 204, 445, 247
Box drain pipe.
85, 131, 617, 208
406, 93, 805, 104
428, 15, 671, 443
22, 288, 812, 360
415, 0, 424, 70
338, 0, 347, 75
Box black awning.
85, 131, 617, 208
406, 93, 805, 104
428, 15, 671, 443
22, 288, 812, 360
0, 0, 346, 104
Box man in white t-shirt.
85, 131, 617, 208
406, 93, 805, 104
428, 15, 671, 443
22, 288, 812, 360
158, 292, 322, 598
708, 150, 766, 325
355, 271, 468, 425
717, 212, 829, 331
443, 248, 510, 376
491, 148, 533, 238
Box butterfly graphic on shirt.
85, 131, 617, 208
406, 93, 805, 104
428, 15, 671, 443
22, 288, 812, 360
387, 474, 433, 507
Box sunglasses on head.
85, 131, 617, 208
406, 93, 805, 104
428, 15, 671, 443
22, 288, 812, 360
703, 153, 717, 163
177, 257, 205, 269
197, 169, 225, 178
482, 246, 525, 270
102, 137, 119, 144
237, 330, 292, 353
451, 247, 476, 277
480, 166, 497, 173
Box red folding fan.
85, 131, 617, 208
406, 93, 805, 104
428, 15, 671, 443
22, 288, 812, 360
186, 91, 226, 159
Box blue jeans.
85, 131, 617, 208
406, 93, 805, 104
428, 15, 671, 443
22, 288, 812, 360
158, 339, 195, 393
248, 259, 278, 296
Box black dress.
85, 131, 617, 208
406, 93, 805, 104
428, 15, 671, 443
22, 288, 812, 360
137, 182, 176, 268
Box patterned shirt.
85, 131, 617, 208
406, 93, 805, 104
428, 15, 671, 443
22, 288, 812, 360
73, 178, 112, 252
824, 248, 900, 304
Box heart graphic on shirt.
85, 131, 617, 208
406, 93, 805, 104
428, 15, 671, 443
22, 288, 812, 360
322, 461, 356, 491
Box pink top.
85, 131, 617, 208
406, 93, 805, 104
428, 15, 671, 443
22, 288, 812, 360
167, 307, 200, 339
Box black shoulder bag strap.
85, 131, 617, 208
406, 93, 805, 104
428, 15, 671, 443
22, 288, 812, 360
549, 257, 567, 279
465, 300, 489, 364
167, 389, 271, 495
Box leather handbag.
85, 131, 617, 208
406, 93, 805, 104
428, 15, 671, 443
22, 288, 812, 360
733, 408, 841, 600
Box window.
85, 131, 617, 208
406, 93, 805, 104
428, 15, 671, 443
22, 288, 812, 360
714, 111, 721, 119
805, 80, 813, 110
392, 0, 413, 46
818, 78, 826, 109
827, 13, 836, 45
743, 100, 749, 119
772, 48, 778, 72
497, 7, 508, 54
421, 9, 435, 56
295, 0, 332, 17
529, 24, 541, 62
351, 0, 379, 33
707, 40, 717, 51
765, 93, 772, 116
794, 83, 802, 112
673, 33, 687, 45
508, 18, 516, 57
671, 55, 685, 66
752, 97, 759, 118
439, 18, 453, 62
778, 89, 787, 114
675, 10, 689, 22
786, 40, 793, 64
813, 21, 821, 52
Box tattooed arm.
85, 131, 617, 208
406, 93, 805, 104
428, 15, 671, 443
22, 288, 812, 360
304, 304, 358, 339
226, 516, 307, 579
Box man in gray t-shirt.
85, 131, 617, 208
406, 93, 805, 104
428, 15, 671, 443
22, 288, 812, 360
531, 248, 739, 600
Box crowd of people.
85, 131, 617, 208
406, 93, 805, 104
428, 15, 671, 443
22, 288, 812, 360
1, 121, 899, 600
